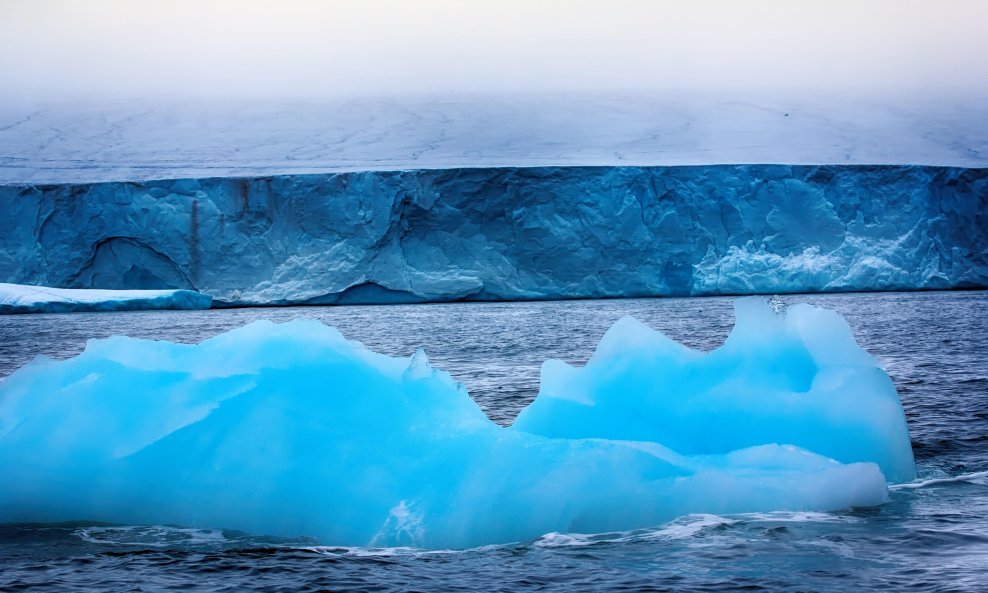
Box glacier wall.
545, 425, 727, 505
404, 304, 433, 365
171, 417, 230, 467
0, 165, 985, 305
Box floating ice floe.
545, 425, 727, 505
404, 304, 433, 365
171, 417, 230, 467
0, 298, 912, 548
0, 283, 212, 314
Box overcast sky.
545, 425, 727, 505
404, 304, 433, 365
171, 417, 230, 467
2, 0, 986, 100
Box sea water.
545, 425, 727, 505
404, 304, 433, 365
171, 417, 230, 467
1, 291, 985, 592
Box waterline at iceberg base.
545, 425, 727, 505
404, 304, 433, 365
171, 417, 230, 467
0, 299, 913, 549
0, 165, 985, 307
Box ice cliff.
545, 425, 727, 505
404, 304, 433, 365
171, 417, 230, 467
0, 165, 984, 306
0, 300, 905, 548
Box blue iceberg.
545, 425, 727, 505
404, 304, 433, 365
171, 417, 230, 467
0, 282, 211, 314
0, 300, 910, 548
515, 298, 916, 483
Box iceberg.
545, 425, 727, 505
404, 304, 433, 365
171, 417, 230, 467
0, 300, 908, 548
1, 165, 984, 306
514, 298, 916, 483
0, 283, 211, 314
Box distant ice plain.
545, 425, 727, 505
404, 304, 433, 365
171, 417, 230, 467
1, 93, 986, 185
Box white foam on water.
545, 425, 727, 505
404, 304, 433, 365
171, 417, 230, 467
889, 471, 988, 491
75, 525, 228, 547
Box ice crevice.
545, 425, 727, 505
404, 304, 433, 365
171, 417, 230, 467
0, 298, 914, 548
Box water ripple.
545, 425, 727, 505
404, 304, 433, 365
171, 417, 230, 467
1, 291, 986, 592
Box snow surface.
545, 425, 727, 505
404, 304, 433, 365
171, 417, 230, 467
0, 283, 211, 314
0, 299, 900, 548
1, 94, 986, 185
1, 165, 984, 305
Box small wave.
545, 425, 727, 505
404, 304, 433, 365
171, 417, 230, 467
533, 510, 864, 549
889, 470, 988, 491
75, 525, 229, 547
641, 514, 739, 540
300, 545, 480, 558
303, 545, 419, 557
535, 514, 737, 548
727, 511, 859, 524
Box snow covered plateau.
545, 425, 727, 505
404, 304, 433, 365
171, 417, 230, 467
2, 95, 987, 184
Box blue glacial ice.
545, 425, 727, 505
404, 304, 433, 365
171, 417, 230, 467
0, 300, 909, 548
0, 282, 212, 314
1, 165, 984, 307
514, 298, 916, 483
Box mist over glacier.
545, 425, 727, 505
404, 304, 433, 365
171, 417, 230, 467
0, 299, 907, 548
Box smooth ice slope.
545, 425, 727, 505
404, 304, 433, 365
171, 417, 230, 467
0, 302, 900, 548
0, 283, 211, 314
514, 298, 916, 483
1, 165, 985, 305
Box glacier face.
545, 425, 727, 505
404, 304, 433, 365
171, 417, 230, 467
0, 165, 985, 306
0, 301, 900, 548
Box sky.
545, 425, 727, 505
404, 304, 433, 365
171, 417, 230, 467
1, 0, 987, 100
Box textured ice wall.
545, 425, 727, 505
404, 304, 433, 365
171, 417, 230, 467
0, 165, 984, 306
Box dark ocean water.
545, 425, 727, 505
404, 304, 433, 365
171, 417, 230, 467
0, 291, 986, 592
